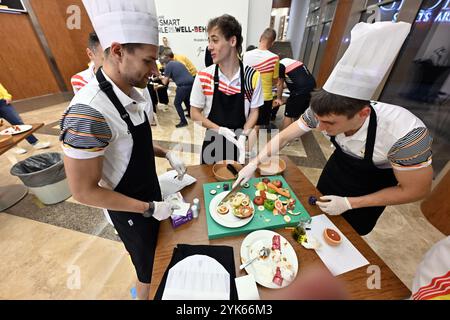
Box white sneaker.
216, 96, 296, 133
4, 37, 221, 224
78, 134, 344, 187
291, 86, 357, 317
13, 147, 27, 154
33, 141, 51, 150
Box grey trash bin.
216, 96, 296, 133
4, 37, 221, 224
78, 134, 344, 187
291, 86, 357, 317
10, 152, 71, 204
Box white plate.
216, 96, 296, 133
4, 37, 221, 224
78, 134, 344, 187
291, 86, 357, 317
209, 191, 254, 228
0, 124, 32, 135
240, 230, 298, 289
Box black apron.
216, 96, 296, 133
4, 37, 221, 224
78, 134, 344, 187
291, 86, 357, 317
96, 69, 162, 283
317, 106, 398, 235
200, 62, 247, 164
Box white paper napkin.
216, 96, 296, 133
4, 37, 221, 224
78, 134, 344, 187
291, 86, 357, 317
158, 170, 197, 198
162, 255, 230, 300
307, 214, 369, 276
235, 274, 260, 300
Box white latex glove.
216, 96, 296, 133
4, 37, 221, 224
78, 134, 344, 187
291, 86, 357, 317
153, 201, 180, 221
232, 162, 257, 188
218, 127, 238, 146
316, 195, 352, 216
237, 135, 246, 164
166, 150, 186, 180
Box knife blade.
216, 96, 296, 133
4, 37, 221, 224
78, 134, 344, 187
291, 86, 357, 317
218, 182, 243, 206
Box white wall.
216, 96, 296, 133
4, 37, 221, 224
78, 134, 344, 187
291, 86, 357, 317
155, 0, 249, 70
246, 0, 273, 48
287, 0, 310, 60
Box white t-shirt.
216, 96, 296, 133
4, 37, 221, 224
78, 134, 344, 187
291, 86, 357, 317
60, 70, 154, 190
411, 236, 450, 300
298, 101, 433, 170
243, 49, 279, 101
70, 63, 95, 94
190, 64, 264, 118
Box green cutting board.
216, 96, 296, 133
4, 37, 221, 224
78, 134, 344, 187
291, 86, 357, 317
203, 175, 311, 240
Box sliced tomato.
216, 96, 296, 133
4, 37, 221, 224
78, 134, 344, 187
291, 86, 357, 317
274, 200, 284, 211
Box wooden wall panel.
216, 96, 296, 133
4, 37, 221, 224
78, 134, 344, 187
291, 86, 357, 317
29, 0, 94, 91
316, 0, 354, 87
272, 0, 291, 9
0, 13, 60, 100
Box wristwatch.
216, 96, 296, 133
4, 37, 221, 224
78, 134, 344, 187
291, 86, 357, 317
143, 201, 155, 218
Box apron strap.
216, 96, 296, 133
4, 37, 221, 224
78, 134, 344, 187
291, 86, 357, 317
96, 67, 135, 131
213, 64, 220, 90
363, 105, 377, 161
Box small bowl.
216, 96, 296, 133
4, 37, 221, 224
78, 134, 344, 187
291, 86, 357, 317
212, 160, 243, 181
258, 158, 286, 176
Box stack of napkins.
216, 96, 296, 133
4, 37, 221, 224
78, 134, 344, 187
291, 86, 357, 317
235, 274, 260, 300
162, 255, 230, 300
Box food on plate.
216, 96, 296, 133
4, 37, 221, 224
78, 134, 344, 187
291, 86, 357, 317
245, 232, 297, 288
233, 205, 254, 218
253, 196, 265, 206
241, 198, 250, 206
308, 195, 317, 205
217, 205, 229, 215
263, 199, 275, 211
272, 179, 283, 188
323, 228, 342, 246
231, 196, 243, 207
272, 267, 283, 286
272, 235, 281, 250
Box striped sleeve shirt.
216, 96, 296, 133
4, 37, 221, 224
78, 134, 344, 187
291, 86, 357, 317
297, 102, 433, 170
243, 49, 279, 101
59, 103, 112, 153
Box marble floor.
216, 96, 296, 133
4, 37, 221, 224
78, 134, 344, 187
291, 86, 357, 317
0, 93, 445, 299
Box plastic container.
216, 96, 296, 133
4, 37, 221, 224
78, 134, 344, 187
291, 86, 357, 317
10, 152, 71, 204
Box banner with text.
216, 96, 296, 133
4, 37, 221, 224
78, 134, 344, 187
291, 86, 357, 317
155, 0, 249, 70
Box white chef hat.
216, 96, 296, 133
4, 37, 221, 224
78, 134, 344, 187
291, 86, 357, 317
82, 0, 158, 50
323, 21, 411, 100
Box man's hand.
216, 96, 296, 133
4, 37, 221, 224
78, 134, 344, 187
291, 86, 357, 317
218, 127, 238, 146
316, 195, 352, 216
166, 150, 186, 180
153, 201, 180, 221
273, 98, 283, 107
232, 162, 257, 188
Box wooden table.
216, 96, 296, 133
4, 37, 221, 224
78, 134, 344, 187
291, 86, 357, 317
0, 123, 44, 211
151, 156, 411, 299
